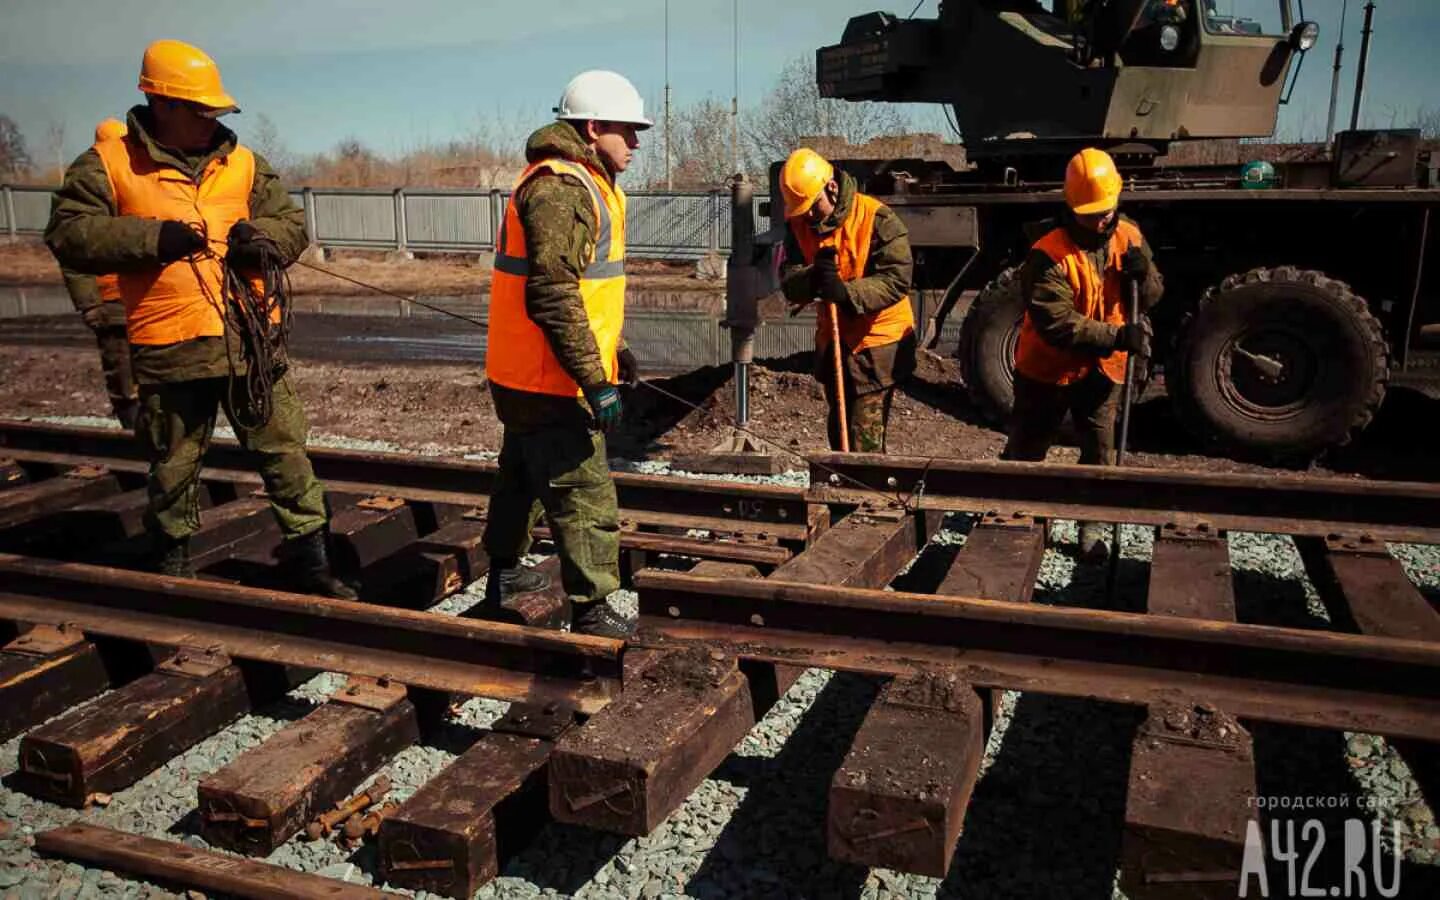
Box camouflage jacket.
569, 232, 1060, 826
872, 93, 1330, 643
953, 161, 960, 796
45, 106, 306, 383
778, 170, 916, 392
1020, 213, 1164, 357
491, 120, 630, 430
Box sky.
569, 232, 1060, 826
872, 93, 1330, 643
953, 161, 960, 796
1, 0, 1437, 167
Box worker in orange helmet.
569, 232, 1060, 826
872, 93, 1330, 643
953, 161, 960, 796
53, 118, 140, 428
45, 40, 353, 599
777, 147, 916, 453
1004, 147, 1164, 561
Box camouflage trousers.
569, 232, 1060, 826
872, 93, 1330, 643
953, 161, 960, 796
1002, 369, 1121, 465
482, 423, 620, 604
88, 303, 138, 425
821, 369, 896, 454
138, 375, 328, 541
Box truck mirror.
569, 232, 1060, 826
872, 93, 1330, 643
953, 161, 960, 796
1289, 20, 1319, 52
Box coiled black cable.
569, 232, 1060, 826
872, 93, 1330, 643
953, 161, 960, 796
187, 223, 293, 431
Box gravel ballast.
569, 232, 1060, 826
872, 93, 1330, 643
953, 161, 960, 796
1, 434, 1437, 898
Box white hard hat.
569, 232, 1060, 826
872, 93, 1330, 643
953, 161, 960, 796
555, 70, 653, 130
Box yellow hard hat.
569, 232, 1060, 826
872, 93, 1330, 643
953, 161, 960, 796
780, 148, 835, 219
1064, 147, 1123, 215
94, 118, 127, 143
138, 39, 238, 113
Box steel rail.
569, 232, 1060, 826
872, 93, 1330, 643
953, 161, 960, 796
806, 453, 1440, 544
0, 554, 622, 713
634, 571, 1440, 741
0, 420, 812, 532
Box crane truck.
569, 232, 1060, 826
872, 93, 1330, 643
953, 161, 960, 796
735, 0, 1438, 462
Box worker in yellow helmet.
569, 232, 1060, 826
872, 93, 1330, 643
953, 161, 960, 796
1006, 147, 1164, 561
777, 148, 916, 452
52, 119, 139, 427
45, 40, 353, 598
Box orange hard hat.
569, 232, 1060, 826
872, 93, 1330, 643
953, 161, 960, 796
780, 148, 835, 219
138, 39, 238, 113
94, 118, 127, 143
1064, 147, 1123, 215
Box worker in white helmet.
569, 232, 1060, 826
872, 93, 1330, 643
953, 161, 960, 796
481, 70, 651, 638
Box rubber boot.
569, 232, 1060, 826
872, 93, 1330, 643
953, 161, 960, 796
153, 534, 196, 579
573, 600, 635, 640
1078, 521, 1112, 563
483, 562, 553, 608
290, 529, 359, 600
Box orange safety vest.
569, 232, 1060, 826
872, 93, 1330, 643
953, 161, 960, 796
93, 134, 255, 345
1014, 219, 1143, 386
486, 158, 627, 397
789, 191, 914, 354
96, 274, 121, 303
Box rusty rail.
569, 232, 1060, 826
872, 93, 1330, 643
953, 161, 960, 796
634, 571, 1440, 740
0, 554, 622, 713
807, 453, 1440, 544
0, 420, 811, 532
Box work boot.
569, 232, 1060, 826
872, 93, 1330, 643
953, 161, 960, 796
1078, 521, 1112, 563
289, 529, 359, 600
573, 600, 635, 640
483, 563, 553, 607
113, 398, 140, 431
152, 534, 196, 579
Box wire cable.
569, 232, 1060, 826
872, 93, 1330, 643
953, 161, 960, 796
200, 236, 930, 511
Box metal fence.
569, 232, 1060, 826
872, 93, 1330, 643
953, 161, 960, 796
1, 184, 770, 261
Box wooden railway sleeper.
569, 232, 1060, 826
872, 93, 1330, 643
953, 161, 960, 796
562, 778, 637, 814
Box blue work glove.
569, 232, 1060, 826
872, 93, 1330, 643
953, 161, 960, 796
585, 385, 623, 434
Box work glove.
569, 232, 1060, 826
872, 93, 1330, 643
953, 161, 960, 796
156, 220, 207, 263
1119, 246, 1149, 281
584, 385, 623, 434
811, 247, 849, 306
616, 347, 639, 387
226, 220, 282, 270
1113, 318, 1153, 357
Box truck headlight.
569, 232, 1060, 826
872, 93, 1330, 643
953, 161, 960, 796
1160, 24, 1180, 52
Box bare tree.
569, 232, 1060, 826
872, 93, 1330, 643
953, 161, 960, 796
670, 97, 740, 189
746, 55, 910, 166
464, 107, 531, 188
43, 120, 66, 182
0, 115, 30, 180
1410, 107, 1440, 140
250, 113, 294, 175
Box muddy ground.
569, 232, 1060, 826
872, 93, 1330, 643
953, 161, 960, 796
0, 239, 711, 297
2, 314, 1434, 483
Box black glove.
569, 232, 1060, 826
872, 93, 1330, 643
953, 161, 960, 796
1119, 246, 1148, 280
156, 220, 206, 263
811, 247, 848, 305
1113, 319, 1153, 356
584, 385, 623, 434
226, 220, 281, 270
616, 347, 639, 387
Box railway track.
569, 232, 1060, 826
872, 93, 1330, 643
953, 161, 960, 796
0, 419, 1438, 898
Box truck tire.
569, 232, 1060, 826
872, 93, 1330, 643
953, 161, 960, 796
957, 267, 1025, 424
1168, 267, 1388, 461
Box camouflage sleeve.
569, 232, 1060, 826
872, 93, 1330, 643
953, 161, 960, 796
61, 267, 102, 313
778, 225, 813, 306
517, 172, 608, 393
1021, 248, 1118, 355
246, 152, 308, 265
1136, 234, 1164, 312
846, 205, 912, 316
45, 148, 163, 274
